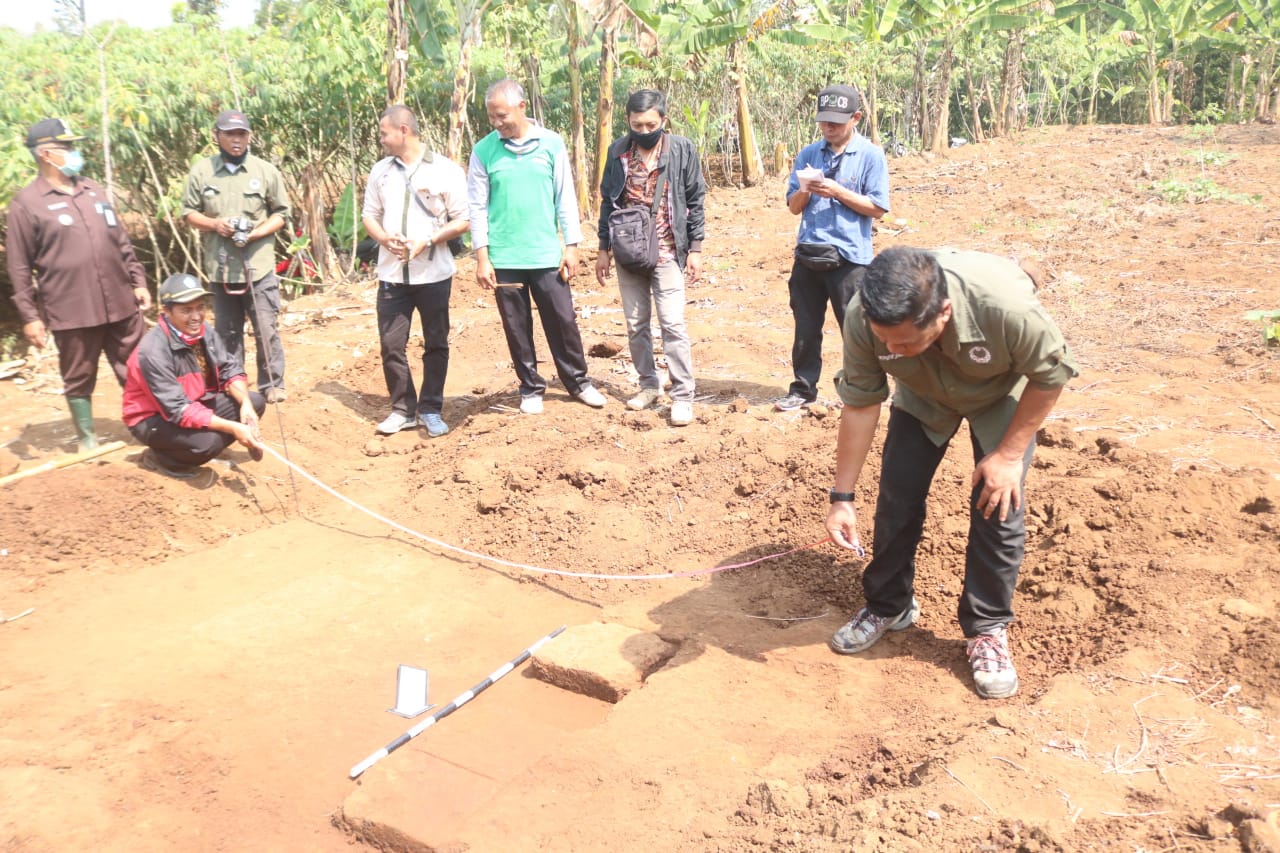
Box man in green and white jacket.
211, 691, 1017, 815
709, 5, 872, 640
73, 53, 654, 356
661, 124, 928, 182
467, 78, 605, 415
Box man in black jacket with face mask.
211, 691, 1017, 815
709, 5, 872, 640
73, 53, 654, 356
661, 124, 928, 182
595, 89, 707, 427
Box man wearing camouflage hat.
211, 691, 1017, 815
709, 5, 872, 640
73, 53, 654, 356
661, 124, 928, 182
122, 273, 266, 481
6, 117, 151, 452
182, 109, 291, 403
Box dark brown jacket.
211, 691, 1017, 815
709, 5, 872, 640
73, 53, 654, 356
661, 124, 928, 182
7, 176, 147, 331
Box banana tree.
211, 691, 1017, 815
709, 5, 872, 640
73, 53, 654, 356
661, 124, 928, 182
1059, 0, 1238, 124
387, 0, 409, 104
987, 1, 1055, 137
905, 0, 1034, 153
562, 2, 592, 215
568, 0, 658, 207
407, 0, 494, 161
1225, 0, 1278, 120
655, 0, 805, 187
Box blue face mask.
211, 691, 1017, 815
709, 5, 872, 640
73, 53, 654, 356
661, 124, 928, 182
56, 149, 85, 177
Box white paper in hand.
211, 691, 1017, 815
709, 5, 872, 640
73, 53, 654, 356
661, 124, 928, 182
797, 166, 824, 191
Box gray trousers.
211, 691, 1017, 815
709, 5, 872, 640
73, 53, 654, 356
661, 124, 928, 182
615, 259, 695, 402
212, 272, 286, 393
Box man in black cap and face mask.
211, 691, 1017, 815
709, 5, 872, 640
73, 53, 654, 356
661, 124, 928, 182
6, 118, 152, 453
182, 109, 291, 403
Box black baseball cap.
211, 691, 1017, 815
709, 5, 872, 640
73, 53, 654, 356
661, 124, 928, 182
26, 118, 86, 149
815, 85, 862, 123
214, 110, 252, 132
159, 274, 211, 304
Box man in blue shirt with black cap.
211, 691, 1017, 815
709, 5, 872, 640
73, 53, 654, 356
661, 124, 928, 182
777, 84, 890, 413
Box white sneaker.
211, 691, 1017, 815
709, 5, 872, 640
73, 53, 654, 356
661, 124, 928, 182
575, 385, 607, 408
670, 400, 693, 426
519, 394, 544, 415
627, 388, 662, 411
375, 412, 413, 435
966, 625, 1019, 699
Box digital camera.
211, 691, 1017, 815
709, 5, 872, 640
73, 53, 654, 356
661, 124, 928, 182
228, 217, 254, 247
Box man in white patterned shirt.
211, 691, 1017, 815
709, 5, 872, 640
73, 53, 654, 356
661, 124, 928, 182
362, 104, 470, 437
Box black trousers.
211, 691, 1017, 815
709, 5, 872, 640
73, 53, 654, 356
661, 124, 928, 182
376, 279, 451, 416
129, 390, 267, 468
862, 407, 1035, 637
493, 267, 590, 398
786, 259, 866, 401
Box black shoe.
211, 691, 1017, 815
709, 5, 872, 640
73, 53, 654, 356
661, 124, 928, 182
141, 448, 215, 485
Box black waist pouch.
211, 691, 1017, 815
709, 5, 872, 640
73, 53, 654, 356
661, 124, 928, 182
795, 242, 843, 272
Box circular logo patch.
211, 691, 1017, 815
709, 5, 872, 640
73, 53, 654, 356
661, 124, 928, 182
248, 178, 262, 191
968, 346, 992, 364
58, 214, 74, 226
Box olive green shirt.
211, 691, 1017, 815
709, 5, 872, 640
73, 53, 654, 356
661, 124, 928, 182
835, 249, 1079, 449
182, 152, 290, 284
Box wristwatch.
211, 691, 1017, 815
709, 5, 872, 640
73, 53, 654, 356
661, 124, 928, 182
829, 489, 855, 503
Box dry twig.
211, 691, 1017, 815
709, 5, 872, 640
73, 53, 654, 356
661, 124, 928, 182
943, 764, 996, 813
1240, 405, 1277, 432
1108, 694, 1157, 774
992, 756, 1028, 773
1100, 810, 1171, 818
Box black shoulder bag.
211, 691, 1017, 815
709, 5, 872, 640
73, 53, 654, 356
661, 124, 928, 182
608, 169, 667, 274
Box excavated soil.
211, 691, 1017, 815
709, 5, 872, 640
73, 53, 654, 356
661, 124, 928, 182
2, 124, 1279, 851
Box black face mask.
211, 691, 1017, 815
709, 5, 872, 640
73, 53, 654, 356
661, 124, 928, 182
219, 147, 247, 166
629, 128, 663, 151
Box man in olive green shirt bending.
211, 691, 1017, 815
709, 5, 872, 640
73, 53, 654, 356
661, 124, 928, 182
183, 110, 291, 402
824, 246, 1078, 699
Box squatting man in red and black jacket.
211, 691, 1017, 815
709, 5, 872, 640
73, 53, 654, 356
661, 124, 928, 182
121, 273, 266, 480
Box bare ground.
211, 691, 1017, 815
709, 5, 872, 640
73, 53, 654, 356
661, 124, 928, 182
2, 123, 1279, 852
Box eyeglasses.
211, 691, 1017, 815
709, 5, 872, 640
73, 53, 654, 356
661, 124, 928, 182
823, 152, 846, 178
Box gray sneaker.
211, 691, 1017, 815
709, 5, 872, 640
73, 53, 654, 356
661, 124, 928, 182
774, 393, 812, 412
966, 625, 1018, 699
627, 387, 662, 411
419, 413, 449, 437
829, 598, 920, 655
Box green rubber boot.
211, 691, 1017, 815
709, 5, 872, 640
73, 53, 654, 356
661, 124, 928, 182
67, 396, 99, 453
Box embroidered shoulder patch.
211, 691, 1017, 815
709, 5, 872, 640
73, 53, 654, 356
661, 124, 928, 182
968, 345, 992, 364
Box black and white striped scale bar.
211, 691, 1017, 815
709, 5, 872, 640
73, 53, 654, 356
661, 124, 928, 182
349, 625, 567, 779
